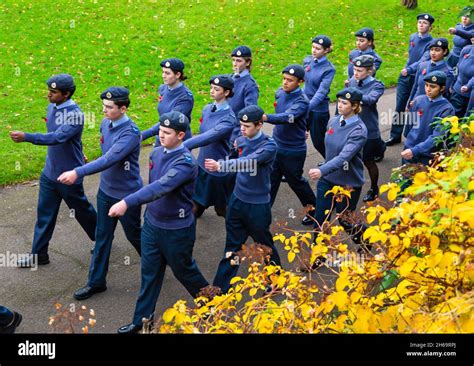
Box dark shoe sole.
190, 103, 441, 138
73, 286, 107, 301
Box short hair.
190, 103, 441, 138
60, 86, 76, 100
113, 98, 131, 109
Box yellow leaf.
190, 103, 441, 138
230, 276, 242, 285
249, 288, 257, 297
387, 188, 399, 201
288, 251, 296, 263
328, 291, 349, 310
163, 308, 177, 323
367, 211, 377, 224
430, 235, 440, 251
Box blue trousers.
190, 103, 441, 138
213, 194, 281, 293
132, 218, 208, 325
450, 91, 469, 118
31, 174, 97, 259
0, 305, 14, 326
308, 111, 330, 158
270, 149, 316, 207
88, 189, 141, 288
391, 74, 415, 139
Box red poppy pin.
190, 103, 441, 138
238, 147, 243, 156
464, 53, 470, 59
422, 69, 427, 75
100, 135, 104, 144
273, 101, 277, 108
149, 160, 154, 170
199, 116, 203, 124
410, 41, 415, 47
43, 117, 48, 123
305, 65, 311, 72
418, 109, 423, 117
158, 95, 163, 102
327, 128, 334, 135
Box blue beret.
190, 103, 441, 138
417, 13, 435, 24
353, 54, 375, 68
159, 111, 189, 132
100, 86, 130, 101
46, 74, 75, 90
160, 58, 185, 73
312, 35, 332, 48
459, 6, 472, 18
355, 27, 374, 40
231, 46, 252, 58
423, 71, 447, 85
209, 74, 234, 89
336, 87, 363, 102
429, 38, 449, 50
282, 64, 305, 80
237, 105, 264, 122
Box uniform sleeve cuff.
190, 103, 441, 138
24, 133, 35, 143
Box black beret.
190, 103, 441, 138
429, 38, 449, 50
160, 58, 185, 73
100, 86, 130, 101
312, 35, 332, 48
159, 111, 189, 132
46, 74, 75, 90
231, 45, 252, 58
282, 64, 305, 80
417, 13, 435, 24
354, 27, 374, 40
237, 105, 264, 122
209, 74, 234, 89
423, 71, 447, 85
353, 54, 375, 68
336, 87, 363, 102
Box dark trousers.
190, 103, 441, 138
88, 189, 141, 288
31, 174, 97, 258
270, 149, 316, 207
0, 305, 13, 326
391, 74, 415, 139
450, 91, 469, 118
213, 194, 281, 293
132, 219, 208, 325
308, 111, 330, 158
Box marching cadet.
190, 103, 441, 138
402, 71, 455, 166
0, 305, 22, 334
205, 105, 281, 293
58, 87, 142, 300
110, 111, 209, 334
262, 64, 316, 225
406, 38, 454, 126
386, 13, 435, 146
447, 6, 474, 68
348, 55, 385, 202
346, 27, 382, 82
184, 75, 237, 218
303, 35, 336, 159
450, 43, 474, 117
228, 45, 259, 144
10, 74, 97, 267
141, 58, 194, 144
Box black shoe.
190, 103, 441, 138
0, 311, 22, 334
301, 210, 316, 226
117, 323, 142, 334
385, 137, 401, 146
214, 206, 227, 217
317, 161, 325, 167
17, 254, 49, 268
363, 188, 379, 202
281, 175, 287, 182
73, 285, 107, 300
90, 246, 95, 254
374, 155, 384, 163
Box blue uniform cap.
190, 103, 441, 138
417, 13, 435, 24
209, 74, 234, 89
312, 35, 332, 48
282, 64, 305, 80
160, 58, 185, 73
353, 54, 375, 68
159, 111, 189, 132
429, 38, 449, 50
237, 105, 264, 122
101, 86, 130, 101
354, 27, 374, 40
46, 74, 75, 90
423, 71, 447, 85
231, 45, 252, 58
336, 87, 363, 102
459, 6, 472, 18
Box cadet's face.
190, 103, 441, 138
210, 84, 228, 102
240, 121, 261, 138
353, 66, 369, 81
159, 126, 184, 148
461, 16, 471, 27
337, 98, 355, 117
232, 57, 249, 73
356, 37, 371, 51
424, 82, 443, 99
430, 47, 446, 62
417, 19, 431, 34
102, 99, 125, 121
162, 67, 180, 86
282, 74, 301, 92
47, 88, 68, 104
311, 43, 327, 59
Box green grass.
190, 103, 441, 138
0, 0, 465, 186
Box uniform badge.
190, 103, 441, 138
363, 32, 367, 37
345, 93, 351, 99
165, 61, 171, 67
214, 77, 220, 84
437, 41, 442, 46
424, 14, 429, 19
289, 68, 295, 74
356, 60, 361, 66
163, 119, 170, 126
236, 50, 242, 56
432, 76, 437, 82
242, 114, 248, 121
318, 38, 323, 44
51, 82, 57, 89
106, 92, 112, 99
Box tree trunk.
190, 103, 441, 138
401, 0, 418, 9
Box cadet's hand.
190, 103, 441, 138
261, 114, 268, 122
309, 168, 321, 180
344, 79, 350, 87
10, 131, 26, 143
461, 85, 469, 93
57, 170, 78, 185
401, 69, 408, 77
305, 131, 310, 140
448, 27, 456, 35
109, 200, 128, 217
204, 159, 220, 172
401, 148, 414, 160
408, 101, 414, 109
